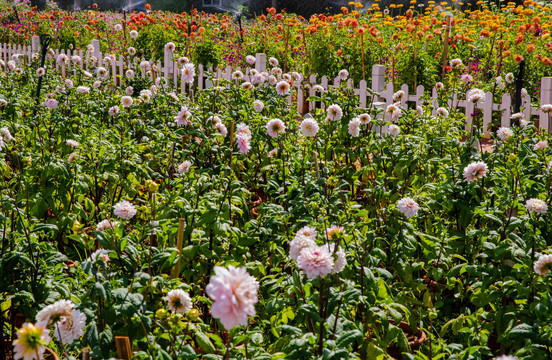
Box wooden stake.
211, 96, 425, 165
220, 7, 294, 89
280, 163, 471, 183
414, 43, 418, 88
441, 15, 452, 79
81, 348, 90, 360
313, 151, 319, 174
360, 33, 366, 81
115, 337, 132, 360
171, 218, 186, 279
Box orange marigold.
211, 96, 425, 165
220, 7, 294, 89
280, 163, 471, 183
514, 54, 523, 62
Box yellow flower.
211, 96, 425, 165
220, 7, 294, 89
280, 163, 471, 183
13, 322, 51, 360
145, 179, 159, 193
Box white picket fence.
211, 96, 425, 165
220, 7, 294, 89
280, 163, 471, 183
2, 36, 552, 137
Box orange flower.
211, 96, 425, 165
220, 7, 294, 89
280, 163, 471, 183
514, 54, 523, 62
391, 33, 399, 40
357, 27, 365, 35
526, 43, 535, 52
518, 25, 526, 34
503, 50, 511, 57
145, 3, 151, 10
480, 29, 490, 37
543, 57, 552, 66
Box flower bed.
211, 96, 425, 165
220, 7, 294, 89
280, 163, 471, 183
2, 2, 552, 360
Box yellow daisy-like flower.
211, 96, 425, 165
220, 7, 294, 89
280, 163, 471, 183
326, 225, 345, 241
13, 322, 51, 360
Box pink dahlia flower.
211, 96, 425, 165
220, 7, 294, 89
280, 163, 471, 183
397, 197, 420, 218
534, 254, 552, 276
289, 235, 316, 261
236, 134, 251, 154
463, 161, 488, 183
526, 198, 547, 214
297, 245, 334, 279
113, 200, 137, 220
206, 266, 259, 330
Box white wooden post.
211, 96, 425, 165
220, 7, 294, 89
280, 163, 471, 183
358, 80, 367, 108
431, 88, 439, 117
31, 36, 40, 53
309, 74, 317, 111
321, 76, 329, 110
481, 91, 493, 138
540, 77, 552, 133
415, 85, 424, 108
255, 53, 266, 72
400, 84, 409, 109
464, 101, 475, 132
91, 39, 101, 64
163, 47, 172, 79
371, 65, 386, 93
522, 93, 532, 125
500, 93, 512, 128
197, 64, 203, 90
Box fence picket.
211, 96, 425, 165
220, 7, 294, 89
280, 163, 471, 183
540, 78, 552, 132
6, 39, 552, 135
482, 92, 493, 138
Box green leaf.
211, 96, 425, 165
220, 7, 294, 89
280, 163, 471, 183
178, 345, 197, 359
509, 323, 538, 340
32, 223, 58, 234
91, 282, 107, 300
299, 303, 323, 323
251, 332, 263, 345
483, 213, 503, 226
365, 342, 386, 360
336, 329, 362, 348
196, 331, 216, 353
85, 321, 99, 347
195, 209, 218, 228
